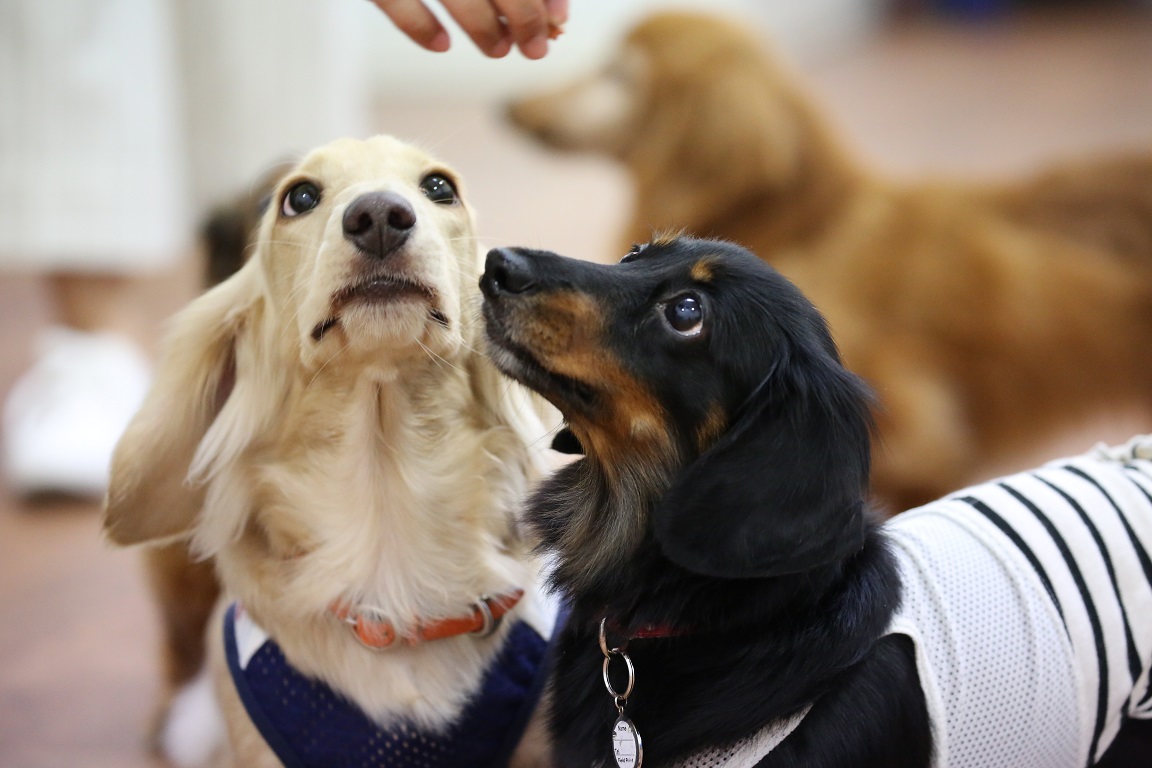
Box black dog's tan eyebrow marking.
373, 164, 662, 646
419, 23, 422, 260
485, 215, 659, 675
691, 257, 716, 284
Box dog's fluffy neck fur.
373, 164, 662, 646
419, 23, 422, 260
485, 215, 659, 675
207, 326, 536, 730
530, 448, 674, 599
533, 453, 900, 767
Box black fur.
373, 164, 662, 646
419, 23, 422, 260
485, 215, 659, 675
480, 237, 929, 766
481, 237, 1152, 767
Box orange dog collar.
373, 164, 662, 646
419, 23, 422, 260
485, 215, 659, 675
330, 589, 525, 650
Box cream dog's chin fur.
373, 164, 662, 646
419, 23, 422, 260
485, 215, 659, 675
103, 135, 554, 765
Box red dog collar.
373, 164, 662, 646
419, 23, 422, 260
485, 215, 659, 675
601, 616, 687, 649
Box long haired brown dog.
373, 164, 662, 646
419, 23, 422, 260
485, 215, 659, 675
103, 136, 555, 767
508, 11, 1152, 512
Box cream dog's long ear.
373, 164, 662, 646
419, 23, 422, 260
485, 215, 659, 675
103, 265, 260, 546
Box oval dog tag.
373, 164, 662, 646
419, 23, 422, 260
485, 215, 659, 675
612, 716, 643, 768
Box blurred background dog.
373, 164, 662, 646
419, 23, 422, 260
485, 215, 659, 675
508, 10, 1152, 513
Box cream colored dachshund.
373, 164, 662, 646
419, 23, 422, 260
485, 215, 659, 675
103, 136, 557, 767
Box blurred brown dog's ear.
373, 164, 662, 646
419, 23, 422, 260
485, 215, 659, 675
102, 268, 259, 546
629, 54, 803, 234
653, 353, 874, 579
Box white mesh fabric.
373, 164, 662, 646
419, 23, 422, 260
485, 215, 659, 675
887, 503, 1082, 768
671, 707, 809, 768
885, 438, 1152, 768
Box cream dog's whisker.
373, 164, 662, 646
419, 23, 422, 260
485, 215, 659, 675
415, 338, 467, 376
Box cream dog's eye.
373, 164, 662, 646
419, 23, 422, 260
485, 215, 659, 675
664, 293, 704, 336
419, 173, 459, 205
281, 181, 321, 217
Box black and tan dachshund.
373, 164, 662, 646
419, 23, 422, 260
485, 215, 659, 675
480, 235, 1152, 767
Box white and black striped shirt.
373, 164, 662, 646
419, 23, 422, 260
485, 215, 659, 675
886, 436, 1152, 768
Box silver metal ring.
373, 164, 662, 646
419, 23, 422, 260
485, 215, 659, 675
472, 596, 498, 638
602, 649, 636, 700
599, 617, 628, 656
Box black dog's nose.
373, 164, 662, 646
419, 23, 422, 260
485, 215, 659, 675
483, 248, 537, 296
342, 191, 416, 258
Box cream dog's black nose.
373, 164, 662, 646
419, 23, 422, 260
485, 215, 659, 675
482, 247, 538, 297
343, 191, 415, 258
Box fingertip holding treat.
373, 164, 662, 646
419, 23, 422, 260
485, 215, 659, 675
547, 0, 569, 27
519, 34, 549, 60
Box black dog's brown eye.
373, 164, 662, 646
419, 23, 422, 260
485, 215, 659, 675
281, 181, 321, 217
664, 294, 704, 336
420, 173, 458, 205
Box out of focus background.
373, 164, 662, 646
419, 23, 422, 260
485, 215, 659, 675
2, 0, 1152, 765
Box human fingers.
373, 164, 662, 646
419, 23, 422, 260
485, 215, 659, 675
369, 0, 451, 52
546, 0, 568, 29
437, 0, 515, 58
491, 0, 553, 59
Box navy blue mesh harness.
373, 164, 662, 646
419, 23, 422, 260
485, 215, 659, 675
224, 603, 550, 767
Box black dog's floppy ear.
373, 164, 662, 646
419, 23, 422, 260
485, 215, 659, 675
653, 356, 874, 579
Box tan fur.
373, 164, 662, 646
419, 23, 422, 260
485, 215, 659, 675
483, 288, 673, 474
483, 282, 680, 603
508, 11, 1152, 511
138, 169, 280, 745
103, 136, 554, 765
991, 152, 1152, 264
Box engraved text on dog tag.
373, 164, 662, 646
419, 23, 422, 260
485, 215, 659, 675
612, 716, 643, 768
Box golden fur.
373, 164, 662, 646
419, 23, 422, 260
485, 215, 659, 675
103, 136, 553, 766
508, 10, 1152, 511
139, 172, 283, 743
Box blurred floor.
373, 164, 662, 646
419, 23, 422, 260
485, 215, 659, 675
2, 6, 1152, 766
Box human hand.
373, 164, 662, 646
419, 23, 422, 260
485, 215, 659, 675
369, 0, 568, 60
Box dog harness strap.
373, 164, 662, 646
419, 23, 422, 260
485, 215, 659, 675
596, 616, 805, 767
669, 705, 811, 768
225, 602, 552, 768
330, 589, 525, 650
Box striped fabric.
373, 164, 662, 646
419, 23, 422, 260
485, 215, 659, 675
885, 436, 1152, 768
